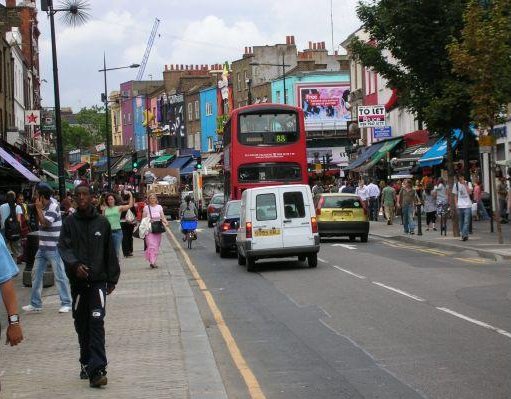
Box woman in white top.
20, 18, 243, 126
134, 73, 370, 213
142, 194, 169, 269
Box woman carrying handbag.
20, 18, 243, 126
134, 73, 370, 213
142, 194, 168, 269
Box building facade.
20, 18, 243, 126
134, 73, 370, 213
184, 89, 202, 151
199, 86, 218, 153
109, 91, 122, 146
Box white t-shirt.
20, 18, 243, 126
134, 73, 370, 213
356, 186, 369, 201
452, 182, 472, 209
0, 203, 22, 230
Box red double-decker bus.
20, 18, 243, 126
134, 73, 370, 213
223, 104, 308, 200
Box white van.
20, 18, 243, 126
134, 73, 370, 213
236, 184, 320, 272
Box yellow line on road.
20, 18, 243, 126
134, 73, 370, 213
454, 257, 489, 264
167, 228, 266, 399
382, 241, 448, 256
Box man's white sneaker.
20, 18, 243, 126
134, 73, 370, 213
59, 306, 72, 313
22, 305, 42, 313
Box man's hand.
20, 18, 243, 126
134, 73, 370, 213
5, 324, 23, 346
76, 264, 89, 280
106, 284, 115, 295
34, 196, 43, 211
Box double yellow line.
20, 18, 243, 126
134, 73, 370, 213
167, 229, 266, 399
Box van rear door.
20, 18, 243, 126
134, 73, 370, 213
279, 187, 314, 248
251, 190, 283, 250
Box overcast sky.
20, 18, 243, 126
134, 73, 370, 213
7, 0, 361, 111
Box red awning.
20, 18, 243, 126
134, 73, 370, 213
385, 88, 398, 111
403, 130, 429, 146
68, 162, 88, 173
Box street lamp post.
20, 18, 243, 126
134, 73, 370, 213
98, 58, 139, 191
41, 0, 90, 199
250, 55, 291, 105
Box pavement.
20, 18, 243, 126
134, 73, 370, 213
0, 233, 228, 399
369, 215, 511, 260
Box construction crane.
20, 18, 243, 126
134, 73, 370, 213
136, 18, 160, 80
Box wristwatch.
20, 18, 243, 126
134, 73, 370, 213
8, 314, 20, 325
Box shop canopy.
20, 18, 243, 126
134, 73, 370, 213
41, 159, 71, 179
168, 155, 193, 170
180, 162, 197, 176
153, 154, 174, 166
418, 129, 463, 167
68, 162, 88, 173
46, 179, 74, 191
345, 141, 387, 171
356, 138, 402, 172
0, 147, 40, 183
111, 155, 131, 175
94, 157, 107, 167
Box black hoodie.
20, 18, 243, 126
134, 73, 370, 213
58, 205, 120, 287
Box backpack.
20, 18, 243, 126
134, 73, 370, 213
182, 204, 196, 220
4, 204, 21, 241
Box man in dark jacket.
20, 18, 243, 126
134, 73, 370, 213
58, 183, 120, 388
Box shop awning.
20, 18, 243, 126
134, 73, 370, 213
418, 129, 463, 167
68, 162, 88, 173
168, 155, 193, 170
153, 154, 174, 166
203, 152, 221, 169
46, 179, 75, 191
94, 157, 107, 167
111, 155, 131, 175
356, 138, 402, 172
180, 162, 197, 176
0, 147, 40, 183
345, 141, 387, 171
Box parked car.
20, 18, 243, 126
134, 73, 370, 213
313, 193, 369, 242
207, 193, 225, 227
214, 200, 241, 257
236, 184, 320, 272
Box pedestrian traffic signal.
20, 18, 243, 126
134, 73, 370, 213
195, 156, 203, 170
325, 153, 332, 169
131, 152, 138, 170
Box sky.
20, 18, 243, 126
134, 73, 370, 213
6, 0, 361, 111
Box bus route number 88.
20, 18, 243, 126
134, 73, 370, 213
275, 134, 287, 144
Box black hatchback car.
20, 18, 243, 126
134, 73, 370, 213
214, 200, 241, 257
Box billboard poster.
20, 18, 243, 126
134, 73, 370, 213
306, 147, 349, 166
297, 84, 351, 131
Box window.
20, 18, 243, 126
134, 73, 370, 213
244, 70, 248, 89
195, 132, 201, 150
283, 192, 305, 219
188, 103, 193, 121
276, 91, 281, 104
194, 100, 199, 119
206, 102, 213, 116
226, 201, 241, 218
208, 136, 214, 151
223, 120, 231, 146
237, 73, 241, 91
238, 163, 302, 183
322, 196, 362, 209
238, 112, 299, 145
128, 113, 131, 124
187, 133, 194, 148
256, 193, 277, 221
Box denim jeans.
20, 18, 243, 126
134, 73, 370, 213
30, 249, 71, 308
458, 207, 471, 238
477, 200, 490, 220
111, 229, 123, 260
402, 204, 415, 233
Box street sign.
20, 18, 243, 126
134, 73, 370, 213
374, 126, 392, 139
357, 105, 386, 128
479, 135, 496, 147
479, 146, 492, 154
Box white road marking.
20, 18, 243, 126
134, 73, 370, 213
332, 266, 366, 279
331, 244, 357, 250
436, 307, 511, 339
372, 282, 425, 302
318, 257, 328, 263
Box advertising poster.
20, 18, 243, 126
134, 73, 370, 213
297, 84, 351, 131
306, 147, 349, 166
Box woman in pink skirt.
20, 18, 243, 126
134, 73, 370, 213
142, 194, 168, 268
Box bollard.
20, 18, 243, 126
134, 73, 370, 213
417, 204, 423, 235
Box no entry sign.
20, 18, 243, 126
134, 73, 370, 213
357, 105, 386, 128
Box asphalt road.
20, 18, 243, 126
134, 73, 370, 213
168, 221, 511, 399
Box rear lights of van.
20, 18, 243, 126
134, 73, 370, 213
311, 217, 318, 233
315, 197, 325, 216
246, 221, 253, 238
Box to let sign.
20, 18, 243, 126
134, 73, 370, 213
357, 105, 386, 128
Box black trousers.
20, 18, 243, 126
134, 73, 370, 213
71, 282, 108, 376
120, 222, 134, 256
368, 197, 379, 221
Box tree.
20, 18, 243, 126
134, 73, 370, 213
61, 120, 93, 151
349, 0, 472, 236
448, 0, 511, 243
75, 105, 108, 145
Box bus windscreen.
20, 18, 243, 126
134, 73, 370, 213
238, 112, 298, 145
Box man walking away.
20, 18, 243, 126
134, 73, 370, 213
0, 191, 23, 262
366, 179, 381, 221
23, 184, 72, 313
341, 180, 356, 194
497, 177, 508, 223
381, 181, 397, 225
453, 175, 473, 241
58, 183, 120, 388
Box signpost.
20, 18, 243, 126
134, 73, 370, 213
357, 105, 386, 128
373, 126, 392, 139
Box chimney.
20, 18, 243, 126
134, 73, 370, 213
286, 36, 290, 45
308, 41, 312, 50
6, 0, 16, 7
313, 43, 317, 50
290, 36, 295, 45
165, 65, 168, 71
322, 42, 326, 50
180, 64, 184, 70
335, 50, 338, 56
249, 47, 253, 54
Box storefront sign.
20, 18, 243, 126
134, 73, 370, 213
373, 126, 392, 139
357, 105, 386, 128
25, 110, 40, 126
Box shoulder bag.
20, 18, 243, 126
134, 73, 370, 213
149, 205, 166, 234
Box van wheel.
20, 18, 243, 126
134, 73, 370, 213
349, 235, 356, 242
219, 246, 228, 258
246, 256, 257, 272
298, 255, 306, 262
361, 234, 368, 243
238, 252, 246, 266
308, 253, 318, 268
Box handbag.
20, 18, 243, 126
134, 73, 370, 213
148, 205, 166, 234
132, 223, 141, 239
126, 209, 135, 224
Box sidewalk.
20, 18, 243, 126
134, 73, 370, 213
369, 216, 511, 260
0, 234, 228, 399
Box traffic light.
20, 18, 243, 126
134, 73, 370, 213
195, 156, 203, 170
325, 153, 332, 169
131, 152, 138, 170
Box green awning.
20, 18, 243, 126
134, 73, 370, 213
358, 138, 402, 171
46, 180, 74, 191
111, 156, 131, 175
41, 160, 70, 178
153, 154, 174, 166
